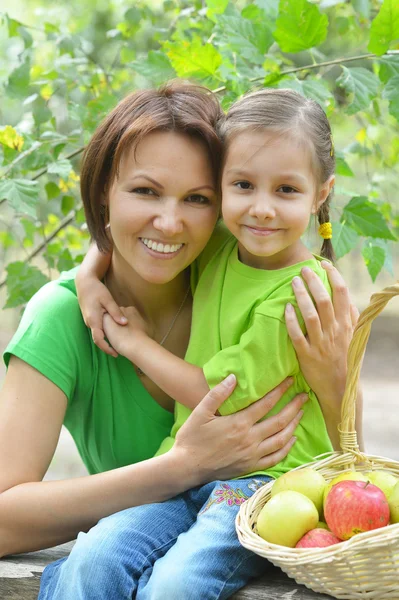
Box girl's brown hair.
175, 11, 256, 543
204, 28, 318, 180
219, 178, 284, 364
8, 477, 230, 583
219, 88, 336, 261
81, 81, 224, 252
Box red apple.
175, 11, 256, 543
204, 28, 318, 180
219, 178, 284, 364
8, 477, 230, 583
324, 480, 390, 540
295, 528, 341, 548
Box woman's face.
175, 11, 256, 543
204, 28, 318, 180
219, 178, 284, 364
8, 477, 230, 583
107, 130, 219, 285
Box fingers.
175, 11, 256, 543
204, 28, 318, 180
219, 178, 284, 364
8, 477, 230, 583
240, 378, 294, 425
91, 327, 118, 357
196, 374, 237, 416
300, 266, 334, 330
285, 303, 309, 354
254, 392, 307, 439
104, 300, 128, 325
320, 261, 351, 322
255, 437, 297, 472
291, 275, 323, 345
350, 302, 359, 330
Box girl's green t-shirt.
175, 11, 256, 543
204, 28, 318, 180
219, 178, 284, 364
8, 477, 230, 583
3, 268, 174, 475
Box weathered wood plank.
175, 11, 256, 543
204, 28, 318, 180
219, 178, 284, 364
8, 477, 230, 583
0, 542, 330, 599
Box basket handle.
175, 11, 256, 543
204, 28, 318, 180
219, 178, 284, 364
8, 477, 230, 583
339, 281, 399, 459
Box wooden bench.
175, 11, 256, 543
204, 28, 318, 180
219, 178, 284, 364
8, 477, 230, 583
0, 542, 331, 599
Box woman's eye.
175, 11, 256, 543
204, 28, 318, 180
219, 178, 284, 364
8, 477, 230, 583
131, 187, 156, 196
278, 185, 297, 194
234, 181, 253, 190
186, 194, 209, 205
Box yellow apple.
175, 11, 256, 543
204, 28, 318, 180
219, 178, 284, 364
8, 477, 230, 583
323, 471, 369, 509
388, 480, 399, 523
364, 470, 398, 500
257, 490, 319, 547
271, 468, 326, 517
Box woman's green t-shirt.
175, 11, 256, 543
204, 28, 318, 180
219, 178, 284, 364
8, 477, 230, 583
3, 268, 174, 475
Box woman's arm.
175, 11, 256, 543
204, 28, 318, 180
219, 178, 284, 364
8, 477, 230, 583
0, 357, 305, 557
75, 243, 127, 356
285, 261, 363, 451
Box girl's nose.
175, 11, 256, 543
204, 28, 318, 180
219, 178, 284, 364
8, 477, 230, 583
248, 195, 276, 220
153, 203, 184, 237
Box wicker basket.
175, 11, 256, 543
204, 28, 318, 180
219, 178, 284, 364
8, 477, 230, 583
236, 282, 399, 599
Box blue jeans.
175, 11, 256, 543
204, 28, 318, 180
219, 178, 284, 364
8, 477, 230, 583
38, 476, 270, 600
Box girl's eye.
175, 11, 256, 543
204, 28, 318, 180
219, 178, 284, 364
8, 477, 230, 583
131, 187, 156, 196
278, 185, 297, 194
234, 181, 253, 190
186, 194, 210, 205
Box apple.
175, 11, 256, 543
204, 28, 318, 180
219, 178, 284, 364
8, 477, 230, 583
364, 470, 398, 500
271, 468, 326, 517
316, 521, 330, 530
323, 471, 369, 509
388, 480, 399, 523
325, 480, 390, 540
257, 490, 319, 547
295, 528, 341, 548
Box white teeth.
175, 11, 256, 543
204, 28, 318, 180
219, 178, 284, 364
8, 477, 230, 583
142, 239, 183, 254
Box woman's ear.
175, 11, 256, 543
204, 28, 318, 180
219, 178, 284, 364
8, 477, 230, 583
312, 175, 335, 214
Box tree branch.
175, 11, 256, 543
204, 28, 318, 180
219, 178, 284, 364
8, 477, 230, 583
0, 209, 81, 289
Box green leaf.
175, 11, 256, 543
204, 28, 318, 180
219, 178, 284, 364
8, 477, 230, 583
47, 159, 73, 180
6, 15, 33, 48
61, 195, 75, 215
342, 196, 397, 240
362, 242, 386, 282
336, 67, 380, 115
45, 182, 60, 200
276, 77, 334, 110
32, 96, 52, 126
132, 51, 176, 84
377, 55, 399, 83
383, 75, 399, 121
352, 0, 370, 19
368, 0, 399, 56
0, 179, 39, 218
4, 262, 50, 309
7, 59, 31, 98
335, 152, 354, 177
206, 0, 229, 19
165, 38, 222, 80
332, 221, 359, 259
57, 248, 75, 272
274, 0, 329, 53
216, 15, 274, 63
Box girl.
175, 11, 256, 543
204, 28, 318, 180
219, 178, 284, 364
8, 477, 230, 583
39, 88, 361, 599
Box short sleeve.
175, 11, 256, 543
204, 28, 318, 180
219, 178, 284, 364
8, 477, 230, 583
4, 280, 93, 403
203, 312, 300, 416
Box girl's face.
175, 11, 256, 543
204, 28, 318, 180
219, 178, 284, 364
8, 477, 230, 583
107, 130, 219, 285
221, 129, 333, 270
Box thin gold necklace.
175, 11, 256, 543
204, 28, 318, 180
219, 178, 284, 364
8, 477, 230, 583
104, 274, 191, 376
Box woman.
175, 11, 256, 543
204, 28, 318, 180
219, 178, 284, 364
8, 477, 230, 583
0, 81, 360, 561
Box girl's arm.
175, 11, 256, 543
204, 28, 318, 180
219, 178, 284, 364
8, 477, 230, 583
0, 357, 305, 556
285, 261, 364, 451
103, 309, 209, 410
75, 243, 127, 356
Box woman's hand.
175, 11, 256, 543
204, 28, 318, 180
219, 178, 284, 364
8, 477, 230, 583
174, 375, 308, 483
103, 308, 152, 358
284, 261, 358, 443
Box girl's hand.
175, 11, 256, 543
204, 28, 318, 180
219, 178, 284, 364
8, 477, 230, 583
174, 376, 308, 482
103, 308, 152, 358
285, 261, 358, 422
76, 277, 127, 358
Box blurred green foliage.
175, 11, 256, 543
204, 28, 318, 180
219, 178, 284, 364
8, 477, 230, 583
0, 0, 399, 308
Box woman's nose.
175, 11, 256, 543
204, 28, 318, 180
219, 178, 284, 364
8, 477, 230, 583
153, 204, 184, 236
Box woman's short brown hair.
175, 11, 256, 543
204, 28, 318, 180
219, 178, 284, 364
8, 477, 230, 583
80, 80, 224, 252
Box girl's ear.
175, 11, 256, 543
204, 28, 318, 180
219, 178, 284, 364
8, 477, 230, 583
312, 175, 335, 214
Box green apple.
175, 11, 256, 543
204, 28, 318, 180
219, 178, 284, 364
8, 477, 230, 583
323, 471, 369, 509
388, 480, 399, 523
257, 490, 319, 547
271, 468, 326, 517
364, 470, 398, 500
